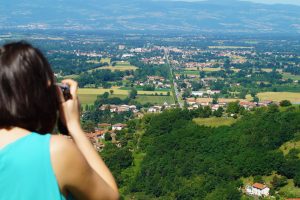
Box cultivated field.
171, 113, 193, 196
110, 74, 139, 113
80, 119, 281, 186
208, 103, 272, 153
100, 58, 111, 64
193, 117, 237, 127
208, 46, 254, 49
246, 92, 300, 103
136, 95, 174, 105
187, 98, 245, 104
185, 67, 222, 72
78, 88, 171, 105
282, 73, 300, 81
89, 61, 138, 72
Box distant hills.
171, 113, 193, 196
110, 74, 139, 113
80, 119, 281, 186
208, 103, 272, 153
1, 0, 300, 33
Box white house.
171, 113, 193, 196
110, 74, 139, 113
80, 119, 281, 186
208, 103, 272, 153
112, 123, 127, 131
191, 91, 205, 97
148, 106, 162, 113
246, 183, 270, 197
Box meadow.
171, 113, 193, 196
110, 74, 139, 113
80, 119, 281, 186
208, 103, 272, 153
193, 117, 237, 127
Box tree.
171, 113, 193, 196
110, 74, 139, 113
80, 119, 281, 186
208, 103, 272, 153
252, 96, 259, 103
295, 173, 300, 187
212, 95, 219, 105
227, 101, 240, 114
129, 88, 138, 99
81, 120, 96, 132
110, 90, 114, 95
105, 132, 112, 141
280, 100, 292, 107
102, 92, 110, 99
271, 175, 287, 190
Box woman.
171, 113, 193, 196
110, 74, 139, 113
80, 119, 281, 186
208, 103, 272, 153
0, 42, 119, 200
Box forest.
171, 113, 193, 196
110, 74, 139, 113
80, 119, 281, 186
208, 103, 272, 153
101, 105, 300, 199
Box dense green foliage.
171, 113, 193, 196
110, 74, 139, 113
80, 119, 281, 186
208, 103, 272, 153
120, 107, 300, 199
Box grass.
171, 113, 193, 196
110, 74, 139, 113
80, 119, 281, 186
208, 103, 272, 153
86, 60, 101, 64
98, 65, 137, 71
91, 60, 137, 72
279, 179, 300, 198
63, 74, 80, 79
282, 73, 300, 81
185, 67, 222, 72
78, 88, 128, 105
193, 117, 237, 127
78, 88, 172, 105
280, 140, 300, 156
136, 95, 175, 105
261, 68, 283, 73
246, 92, 300, 103
100, 58, 111, 64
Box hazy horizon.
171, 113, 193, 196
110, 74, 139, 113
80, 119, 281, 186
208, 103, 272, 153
167, 0, 300, 6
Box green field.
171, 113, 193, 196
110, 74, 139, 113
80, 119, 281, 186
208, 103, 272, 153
100, 58, 111, 64
185, 67, 222, 72
136, 95, 174, 105
282, 73, 300, 81
78, 88, 172, 105
88, 61, 138, 72
193, 117, 237, 127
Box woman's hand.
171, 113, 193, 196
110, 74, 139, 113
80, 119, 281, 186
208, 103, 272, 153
57, 79, 82, 135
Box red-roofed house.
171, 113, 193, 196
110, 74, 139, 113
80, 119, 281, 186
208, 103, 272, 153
246, 183, 270, 197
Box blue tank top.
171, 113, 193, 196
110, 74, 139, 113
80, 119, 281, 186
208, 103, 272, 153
0, 133, 66, 200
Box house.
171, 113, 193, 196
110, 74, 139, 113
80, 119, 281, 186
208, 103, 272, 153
258, 100, 273, 107
148, 106, 162, 113
246, 183, 270, 197
191, 91, 205, 97
95, 130, 107, 139
112, 123, 127, 131
239, 101, 257, 110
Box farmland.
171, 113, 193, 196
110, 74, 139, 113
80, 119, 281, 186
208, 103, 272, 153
136, 95, 175, 105
89, 61, 138, 72
78, 88, 172, 105
246, 92, 300, 103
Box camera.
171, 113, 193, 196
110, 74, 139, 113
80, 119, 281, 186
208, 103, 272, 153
56, 83, 72, 101
55, 83, 71, 135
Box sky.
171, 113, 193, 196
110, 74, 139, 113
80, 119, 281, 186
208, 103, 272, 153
172, 0, 300, 6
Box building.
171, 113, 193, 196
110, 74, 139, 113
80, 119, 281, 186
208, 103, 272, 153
148, 106, 162, 113
246, 183, 270, 197
191, 91, 205, 97
112, 123, 127, 131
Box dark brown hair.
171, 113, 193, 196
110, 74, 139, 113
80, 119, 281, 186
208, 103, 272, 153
0, 41, 59, 134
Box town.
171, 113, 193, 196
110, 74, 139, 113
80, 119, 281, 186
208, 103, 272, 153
2, 31, 300, 199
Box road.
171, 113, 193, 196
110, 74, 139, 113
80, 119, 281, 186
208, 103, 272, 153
165, 50, 183, 108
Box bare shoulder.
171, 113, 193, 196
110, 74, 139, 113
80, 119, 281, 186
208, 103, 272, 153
50, 135, 76, 155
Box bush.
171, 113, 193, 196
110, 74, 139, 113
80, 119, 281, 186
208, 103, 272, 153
280, 100, 292, 107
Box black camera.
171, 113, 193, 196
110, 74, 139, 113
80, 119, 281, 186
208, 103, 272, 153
55, 83, 71, 135
56, 83, 72, 101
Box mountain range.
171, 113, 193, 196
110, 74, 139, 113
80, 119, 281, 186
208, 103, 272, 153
1, 0, 300, 33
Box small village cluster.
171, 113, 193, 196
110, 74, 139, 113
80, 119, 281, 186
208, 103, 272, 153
86, 123, 127, 151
